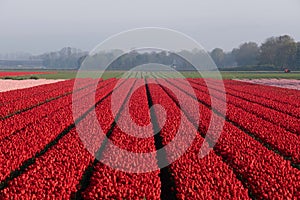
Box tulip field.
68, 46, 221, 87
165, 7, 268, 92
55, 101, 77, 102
0, 77, 299, 199
0, 71, 55, 78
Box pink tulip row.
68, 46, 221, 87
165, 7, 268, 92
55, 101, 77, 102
0, 79, 112, 141
225, 79, 300, 107
0, 79, 95, 118
192, 78, 300, 107
0, 79, 76, 105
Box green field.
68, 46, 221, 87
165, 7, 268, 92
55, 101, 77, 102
1, 70, 300, 80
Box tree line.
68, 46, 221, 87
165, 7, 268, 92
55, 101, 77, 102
28, 35, 300, 71
210, 35, 300, 70
80, 49, 214, 71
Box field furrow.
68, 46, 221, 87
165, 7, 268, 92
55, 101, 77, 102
156, 78, 300, 199
0, 79, 96, 119
0, 76, 299, 199
81, 79, 161, 199
170, 79, 300, 164
148, 81, 250, 199
0, 79, 118, 183
0, 79, 117, 141
0, 79, 134, 199
190, 79, 300, 118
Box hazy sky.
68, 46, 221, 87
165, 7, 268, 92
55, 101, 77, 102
0, 0, 299, 54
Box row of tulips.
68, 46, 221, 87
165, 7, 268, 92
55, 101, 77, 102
0, 128, 93, 199
191, 78, 300, 118
0, 71, 54, 78
82, 79, 161, 199
148, 81, 250, 199
0, 79, 77, 105
193, 78, 300, 107
1, 77, 299, 199
0, 79, 96, 118
224, 79, 300, 107
157, 78, 300, 199
182, 79, 300, 135
174, 79, 300, 164
0, 79, 131, 198
0, 79, 113, 141
0, 78, 118, 182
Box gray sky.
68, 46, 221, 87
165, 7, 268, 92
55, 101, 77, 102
0, 0, 299, 54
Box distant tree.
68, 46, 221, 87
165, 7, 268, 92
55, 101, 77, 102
259, 37, 278, 67
223, 52, 236, 67
234, 42, 259, 66
34, 47, 87, 69
77, 55, 87, 69
210, 48, 225, 68
274, 35, 297, 69
259, 35, 297, 69
295, 42, 300, 70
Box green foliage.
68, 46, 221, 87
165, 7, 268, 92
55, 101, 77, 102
84, 50, 209, 71
29, 76, 39, 80
3, 76, 27, 80
2, 70, 300, 80
259, 35, 297, 69
220, 65, 276, 71
295, 42, 300, 68
234, 42, 259, 66
8, 35, 297, 71
210, 35, 300, 71
210, 48, 225, 68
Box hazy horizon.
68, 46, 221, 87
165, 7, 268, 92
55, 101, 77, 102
0, 0, 299, 55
